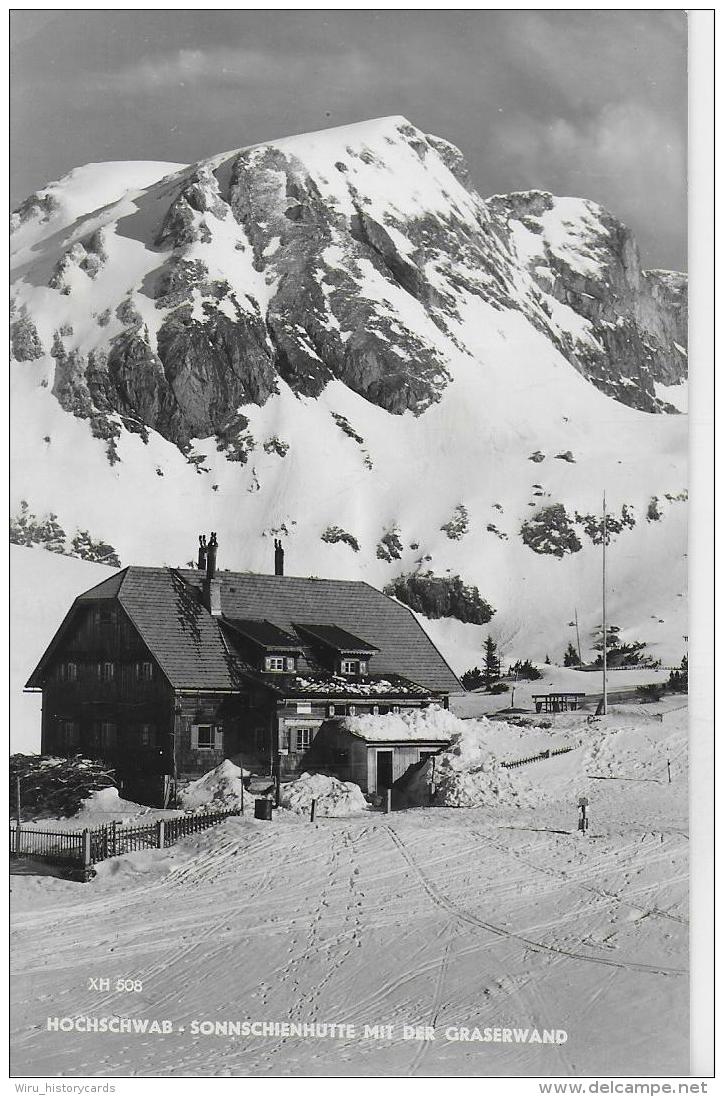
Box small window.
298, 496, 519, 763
265, 656, 286, 672
135, 661, 153, 682
97, 662, 115, 683
140, 724, 156, 747
360, 661, 368, 675
58, 662, 77, 682
100, 722, 116, 749
59, 720, 79, 749
341, 659, 360, 675
295, 727, 312, 752
327, 704, 336, 717
349, 705, 356, 716
392, 705, 400, 714
372, 705, 379, 715
285, 657, 296, 672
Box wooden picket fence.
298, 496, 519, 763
501, 745, 572, 770
10, 807, 239, 880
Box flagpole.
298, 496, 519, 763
602, 491, 608, 715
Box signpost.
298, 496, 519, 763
578, 795, 589, 833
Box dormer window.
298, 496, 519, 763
342, 659, 364, 675
265, 656, 286, 672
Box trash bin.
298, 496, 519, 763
254, 798, 273, 821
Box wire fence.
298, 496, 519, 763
10, 807, 240, 879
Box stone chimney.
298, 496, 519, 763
203, 532, 221, 616
274, 538, 284, 576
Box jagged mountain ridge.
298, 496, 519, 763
10, 116, 688, 670
11, 116, 686, 449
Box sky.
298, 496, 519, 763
10, 10, 687, 270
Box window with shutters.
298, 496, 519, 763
341, 659, 360, 675
191, 724, 222, 751
97, 662, 115, 683
135, 661, 153, 682
57, 662, 78, 682
197, 725, 214, 749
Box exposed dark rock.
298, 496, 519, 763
520, 504, 582, 557
10, 306, 44, 361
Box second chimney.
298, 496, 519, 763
203, 532, 221, 616
274, 538, 284, 577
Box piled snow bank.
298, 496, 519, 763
434, 719, 542, 808
76, 786, 152, 822
280, 773, 368, 817
343, 705, 462, 742
179, 760, 247, 812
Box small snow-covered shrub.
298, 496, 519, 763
555, 450, 576, 463
528, 450, 545, 463
384, 570, 494, 624
331, 412, 364, 444
263, 436, 289, 457
70, 531, 121, 567
377, 527, 404, 562
216, 413, 255, 464
489, 682, 509, 695
440, 504, 469, 540
575, 504, 636, 544
520, 504, 582, 557
321, 526, 360, 552
10, 501, 66, 553
10, 306, 44, 361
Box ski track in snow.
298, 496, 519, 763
12, 771, 688, 1078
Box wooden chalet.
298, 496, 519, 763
26, 536, 462, 804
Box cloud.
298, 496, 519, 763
87, 45, 369, 95
492, 101, 685, 266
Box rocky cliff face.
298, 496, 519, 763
11, 116, 686, 450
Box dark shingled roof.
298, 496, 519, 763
293, 622, 379, 654
223, 618, 303, 652
27, 568, 462, 694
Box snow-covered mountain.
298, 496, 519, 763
10, 116, 688, 676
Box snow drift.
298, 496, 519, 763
280, 772, 368, 817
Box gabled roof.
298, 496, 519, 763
293, 622, 379, 655
27, 567, 463, 694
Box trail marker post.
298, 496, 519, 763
667, 758, 672, 784
578, 795, 589, 833
310, 798, 316, 823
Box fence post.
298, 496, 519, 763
111, 820, 118, 857
83, 829, 92, 871
310, 798, 316, 823
385, 788, 392, 814
15, 776, 21, 829
157, 819, 165, 849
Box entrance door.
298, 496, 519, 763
376, 750, 394, 791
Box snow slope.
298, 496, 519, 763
10, 704, 688, 1078
10, 116, 687, 686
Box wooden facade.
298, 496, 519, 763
28, 556, 461, 806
